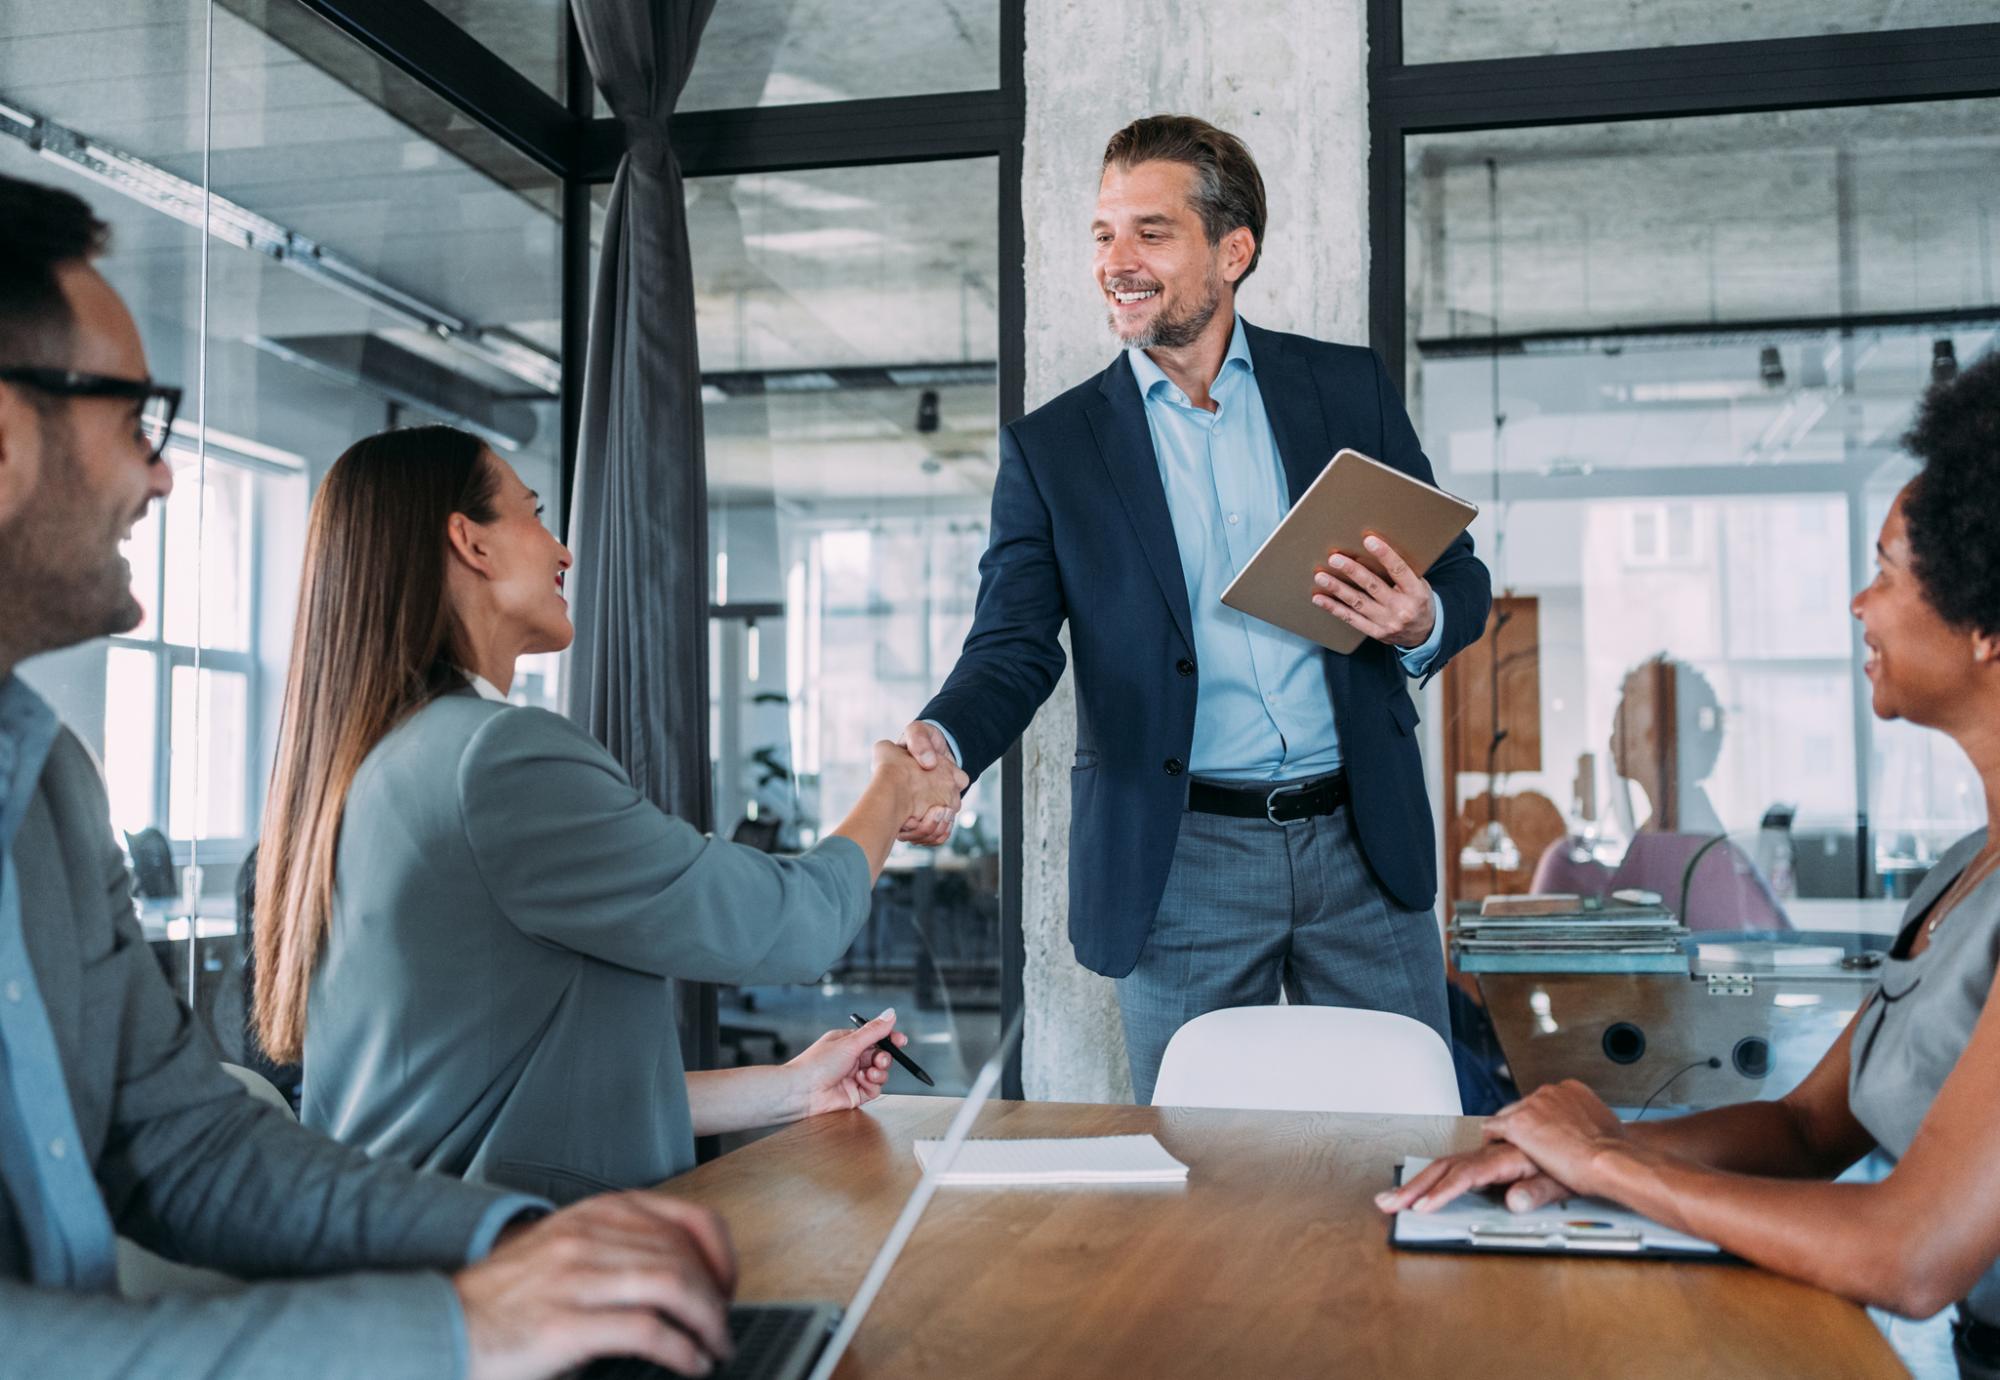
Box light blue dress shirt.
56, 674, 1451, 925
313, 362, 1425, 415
930, 315, 1442, 782
0, 674, 119, 1290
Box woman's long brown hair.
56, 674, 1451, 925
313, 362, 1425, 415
253, 426, 499, 1062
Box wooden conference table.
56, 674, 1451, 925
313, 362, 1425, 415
662, 1096, 1904, 1379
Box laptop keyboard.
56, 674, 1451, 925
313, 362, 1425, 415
581, 1303, 828, 1380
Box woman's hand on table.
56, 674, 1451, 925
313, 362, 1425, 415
1375, 1080, 1629, 1216
785, 1008, 908, 1118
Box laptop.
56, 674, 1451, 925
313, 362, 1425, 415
584, 1011, 1023, 1380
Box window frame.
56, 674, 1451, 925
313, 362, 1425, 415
104, 447, 265, 867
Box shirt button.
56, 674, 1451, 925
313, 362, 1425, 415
48, 1138, 66, 1160
3, 979, 21, 1003
1227, 513, 1240, 525
1164, 758, 1185, 777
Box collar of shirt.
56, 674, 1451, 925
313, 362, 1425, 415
0, 675, 61, 855
0, 672, 120, 1292
1126, 312, 1254, 412
455, 669, 508, 704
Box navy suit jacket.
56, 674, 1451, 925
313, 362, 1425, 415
920, 321, 1492, 978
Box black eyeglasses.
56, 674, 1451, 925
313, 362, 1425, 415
0, 367, 183, 464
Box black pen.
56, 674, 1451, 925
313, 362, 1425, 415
850, 1012, 935, 1088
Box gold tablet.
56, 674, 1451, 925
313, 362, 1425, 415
1219, 449, 1479, 655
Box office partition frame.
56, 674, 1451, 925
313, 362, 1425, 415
1366, 14, 2000, 386
274, 0, 1031, 1098
1366, 8, 2000, 904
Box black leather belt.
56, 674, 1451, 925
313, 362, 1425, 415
1187, 772, 1349, 825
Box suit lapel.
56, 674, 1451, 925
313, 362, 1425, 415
1086, 354, 1196, 651
1243, 323, 1361, 693
1245, 323, 1330, 506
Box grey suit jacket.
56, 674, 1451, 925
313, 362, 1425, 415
4, 724, 537, 1380
302, 690, 872, 1204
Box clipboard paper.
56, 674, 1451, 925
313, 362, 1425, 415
1386, 1157, 1728, 1262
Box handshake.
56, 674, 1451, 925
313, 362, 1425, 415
872, 721, 969, 847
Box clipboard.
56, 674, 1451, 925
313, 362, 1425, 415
1385, 1158, 1732, 1263
1219, 449, 1478, 655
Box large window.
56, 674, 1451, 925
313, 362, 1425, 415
103, 448, 306, 852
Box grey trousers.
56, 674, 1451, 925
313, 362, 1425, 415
1115, 797, 1450, 1105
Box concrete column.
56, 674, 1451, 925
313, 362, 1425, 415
1019, 0, 1372, 1100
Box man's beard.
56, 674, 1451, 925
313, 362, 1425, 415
0, 411, 144, 665
1108, 269, 1225, 351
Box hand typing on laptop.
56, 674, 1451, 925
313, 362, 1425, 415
455, 1192, 738, 1380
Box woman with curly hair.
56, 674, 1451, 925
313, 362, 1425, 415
1381, 350, 2000, 1376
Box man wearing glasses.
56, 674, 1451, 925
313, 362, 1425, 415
0, 173, 739, 1378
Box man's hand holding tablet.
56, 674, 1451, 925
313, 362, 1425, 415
1312, 532, 1439, 650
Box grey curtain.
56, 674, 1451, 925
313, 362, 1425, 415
567, 0, 719, 831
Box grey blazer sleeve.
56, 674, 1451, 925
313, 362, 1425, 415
0, 1271, 465, 1380
456, 708, 873, 982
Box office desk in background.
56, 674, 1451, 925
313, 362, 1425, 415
660, 1096, 1901, 1379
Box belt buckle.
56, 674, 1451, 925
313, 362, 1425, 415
1265, 781, 1310, 827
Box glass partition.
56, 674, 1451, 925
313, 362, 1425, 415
692, 158, 1004, 1098
3, 2, 564, 1062
1415, 100, 2000, 1125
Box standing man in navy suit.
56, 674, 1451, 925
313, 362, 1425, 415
899, 115, 1492, 1102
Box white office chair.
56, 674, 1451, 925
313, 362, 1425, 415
116, 1062, 297, 1299
1151, 1006, 1462, 1115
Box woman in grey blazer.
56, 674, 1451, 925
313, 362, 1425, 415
253, 426, 968, 1205
1382, 355, 2000, 1376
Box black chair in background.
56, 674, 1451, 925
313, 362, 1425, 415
124, 827, 176, 899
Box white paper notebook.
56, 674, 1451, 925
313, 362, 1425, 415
911, 1134, 1190, 1185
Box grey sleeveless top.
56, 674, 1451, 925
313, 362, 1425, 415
1850, 828, 2000, 1319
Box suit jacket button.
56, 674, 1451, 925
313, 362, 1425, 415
1176, 658, 1195, 677
1164, 758, 1184, 776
